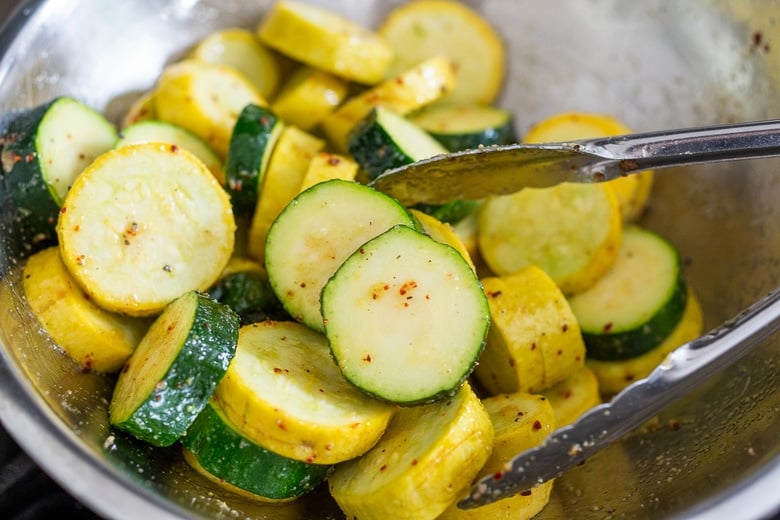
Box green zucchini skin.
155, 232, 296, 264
582, 272, 687, 360
347, 107, 447, 180
225, 104, 282, 216
412, 199, 480, 225
110, 291, 239, 447
182, 401, 331, 500
208, 270, 289, 325
409, 104, 517, 152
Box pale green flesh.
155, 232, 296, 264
568, 226, 679, 333
410, 104, 511, 135
375, 106, 447, 161
265, 179, 415, 332
322, 225, 489, 404
36, 97, 118, 204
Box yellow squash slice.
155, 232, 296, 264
22, 247, 146, 373
213, 320, 396, 465
57, 143, 235, 317
541, 365, 602, 427
440, 392, 556, 520
409, 208, 476, 272
475, 266, 586, 395
154, 59, 266, 157
523, 112, 654, 223
298, 151, 359, 192
320, 56, 456, 152
328, 383, 493, 519
257, 0, 393, 84
271, 66, 349, 131
379, 0, 505, 105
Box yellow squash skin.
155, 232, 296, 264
328, 383, 493, 520
475, 266, 586, 395
22, 246, 146, 373
214, 321, 396, 465
440, 392, 556, 520
298, 152, 359, 192
271, 66, 349, 131
542, 365, 602, 427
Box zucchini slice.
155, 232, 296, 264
189, 28, 282, 100
478, 182, 622, 295
378, 0, 505, 105
523, 112, 654, 223
181, 401, 331, 502
257, 0, 393, 85
116, 119, 224, 184
208, 256, 288, 325
22, 246, 146, 373
213, 320, 396, 465
409, 104, 517, 152
321, 224, 490, 405
271, 66, 349, 131
264, 179, 416, 332
109, 291, 239, 447
587, 286, 703, 396
475, 265, 586, 395
439, 392, 555, 519
348, 106, 448, 180
246, 125, 324, 262
224, 104, 284, 216
154, 59, 265, 157
1, 96, 118, 251
321, 56, 456, 152
541, 365, 602, 427
568, 226, 688, 360
57, 142, 235, 317
328, 383, 493, 520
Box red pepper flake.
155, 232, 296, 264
299, 282, 307, 288
24, 153, 35, 163
561, 323, 569, 333
362, 354, 372, 363
508, 356, 515, 367
530, 342, 537, 351
564, 390, 573, 399
603, 322, 613, 333
487, 290, 502, 298
532, 420, 542, 431
557, 349, 563, 356
122, 362, 131, 373
399, 280, 418, 295
75, 254, 86, 266
411, 459, 418, 466
327, 155, 341, 166
380, 464, 388, 472
668, 419, 682, 431
520, 490, 533, 497
276, 419, 286, 430
492, 471, 504, 480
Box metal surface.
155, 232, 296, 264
372, 119, 780, 205
0, 1, 779, 520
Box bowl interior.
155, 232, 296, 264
1, 1, 780, 519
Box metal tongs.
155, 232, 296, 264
368, 119, 780, 508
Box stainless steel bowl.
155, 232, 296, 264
1, 1, 779, 519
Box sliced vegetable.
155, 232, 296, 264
523, 112, 654, 222
264, 179, 415, 332
321, 56, 456, 152
379, 0, 505, 105
257, 0, 393, 84
208, 256, 288, 325
224, 104, 284, 216
541, 365, 602, 427
328, 383, 493, 520
213, 320, 396, 464
190, 27, 282, 100
412, 199, 481, 226
154, 59, 265, 157
181, 401, 331, 502
120, 91, 157, 129
246, 125, 324, 262
409, 104, 517, 151
298, 152, 358, 192
22, 246, 146, 373
321, 224, 489, 405
409, 208, 475, 272
1, 96, 118, 251
478, 182, 622, 295
439, 392, 555, 519
568, 226, 688, 360
57, 143, 235, 317
109, 290, 239, 447
271, 66, 349, 131
587, 285, 703, 395
347, 106, 448, 180
116, 119, 224, 184
475, 265, 586, 395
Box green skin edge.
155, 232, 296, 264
182, 402, 332, 499
1, 98, 63, 255
582, 272, 688, 361
347, 109, 418, 181
112, 294, 239, 447
225, 104, 280, 216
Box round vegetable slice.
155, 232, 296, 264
213, 320, 396, 465
409, 104, 517, 152
181, 401, 331, 502
321, 224, 490, 405
109, 291, 239, 447
57, 142, 235, 317
541, 365, 602, 427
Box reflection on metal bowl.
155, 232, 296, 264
0, 1, 779, 519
